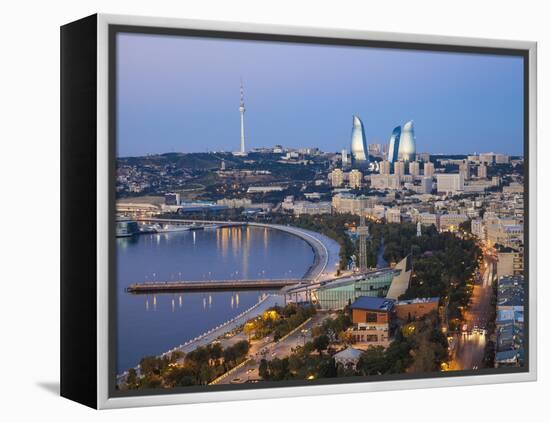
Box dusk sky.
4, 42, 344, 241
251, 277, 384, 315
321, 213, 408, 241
116, 32, 524, 157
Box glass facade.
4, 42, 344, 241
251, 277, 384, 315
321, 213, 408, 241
316, 270, 396, 310
350, 115, 368, 164
387, 126, 401, 164
397, 120, 416, 162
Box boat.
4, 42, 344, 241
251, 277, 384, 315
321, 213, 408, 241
155, 224, 191, 233
116, 218, 139, 237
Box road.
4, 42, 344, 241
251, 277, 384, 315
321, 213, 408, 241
212, 311, 331, 385
450, 252, 496, 371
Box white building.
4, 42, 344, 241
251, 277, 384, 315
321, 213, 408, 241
436, 174, 464, 195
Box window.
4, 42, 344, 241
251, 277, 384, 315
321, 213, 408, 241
367, 312, 378, 323
367, 335, 378, 342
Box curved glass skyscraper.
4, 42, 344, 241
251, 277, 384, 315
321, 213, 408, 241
387, 126, 401, 164
397, 120, 416, 162
350, 115, 368, 165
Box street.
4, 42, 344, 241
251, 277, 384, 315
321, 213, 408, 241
450, 251, 496, 371
212, 311, 331, 384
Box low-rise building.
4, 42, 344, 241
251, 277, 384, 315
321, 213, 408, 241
349, 297, 395, 349
394, 297, 440, 321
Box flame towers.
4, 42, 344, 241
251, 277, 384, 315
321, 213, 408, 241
387, 126, 401, 164
397, 120, 416, 162
350, 115, 369, 167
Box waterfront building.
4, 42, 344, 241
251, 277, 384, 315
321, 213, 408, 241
385, 255, 412, 300
387, 126, 401, 164
330, 168, 345, 187
478, 163, 488, 178
370, 174, 400, 190
350, 115, 369, 166
164, 192, 181, 206
409, 161, 420, 177
393, 161, 406, 179
436, 173, 464, 195
397, 120, 416, 162
247, 186, 284, 193
394, 297, 440, 321
316, 269, 397, 309
217, 198, 252, 208
424, 162, 435, 177
349, 297, 395, 349
348, 169, 363, 189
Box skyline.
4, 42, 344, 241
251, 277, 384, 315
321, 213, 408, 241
116, 32, 524, 158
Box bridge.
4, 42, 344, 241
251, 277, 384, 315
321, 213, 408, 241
126, 279, 309, 293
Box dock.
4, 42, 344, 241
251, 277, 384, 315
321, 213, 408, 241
126, 279, 309, 293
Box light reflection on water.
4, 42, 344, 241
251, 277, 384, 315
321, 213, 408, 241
116, 226, 314, 373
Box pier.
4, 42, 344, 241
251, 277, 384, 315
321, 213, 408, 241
126, 279, 308, 293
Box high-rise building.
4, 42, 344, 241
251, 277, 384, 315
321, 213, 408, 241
397, 120, 416, 162
416, 152, 431, 163
424, 162, 435, 177
394, 161, 406, 179
349, 169, 363, 189
341, 149, 349, 167
350, 115, 369, 166
330, 168, 345, 187
459, 160, 470, 180
368, 143, 383, 157
436, 174, 464, 195
387, 126, 401, 164
409, 161, 420, 177
420, 177, 433, 194
379, 160, 391, 175
478, 163, 488, 178
495, 154, 510, 164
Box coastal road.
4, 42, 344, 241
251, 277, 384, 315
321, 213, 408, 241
212, 311, 331, 385
451, 253, 496, 371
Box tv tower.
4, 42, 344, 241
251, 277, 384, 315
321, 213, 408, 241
239, 80, 246, 154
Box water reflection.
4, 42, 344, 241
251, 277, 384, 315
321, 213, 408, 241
116, 226, 313, 372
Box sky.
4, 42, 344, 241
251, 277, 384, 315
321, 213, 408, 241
116, 32, 524, 157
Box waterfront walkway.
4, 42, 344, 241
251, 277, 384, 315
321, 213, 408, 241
116, 294, 284, 384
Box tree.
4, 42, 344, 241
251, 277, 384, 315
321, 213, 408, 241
313, 335, 330, 356
259, 359, 269, 380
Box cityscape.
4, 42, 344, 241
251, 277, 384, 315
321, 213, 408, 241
114, 35, 525, 392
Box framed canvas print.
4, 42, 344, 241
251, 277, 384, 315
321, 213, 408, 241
60, 14, 537, 409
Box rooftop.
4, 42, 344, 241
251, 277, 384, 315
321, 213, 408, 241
350, 296, 395, 312
395, 297, 440, 306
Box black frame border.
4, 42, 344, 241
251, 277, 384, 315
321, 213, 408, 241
107, 23, 530, 399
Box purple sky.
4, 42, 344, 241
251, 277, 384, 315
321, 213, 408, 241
116, 32, 524, 157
